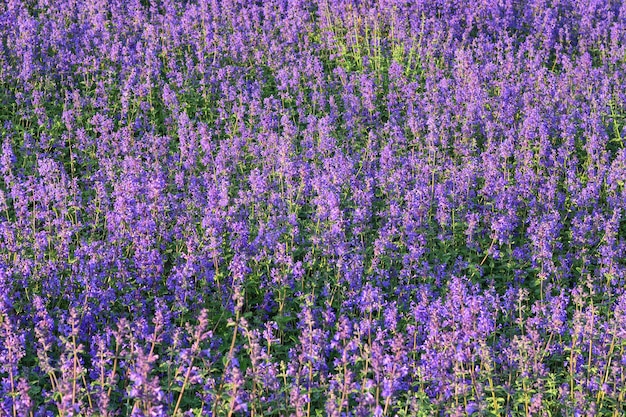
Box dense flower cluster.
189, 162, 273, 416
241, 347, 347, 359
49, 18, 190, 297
0, 0, 625, 415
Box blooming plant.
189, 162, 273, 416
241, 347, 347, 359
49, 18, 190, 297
0, 0, 625, 415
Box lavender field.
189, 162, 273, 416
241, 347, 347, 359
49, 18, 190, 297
1, 0, 626, 415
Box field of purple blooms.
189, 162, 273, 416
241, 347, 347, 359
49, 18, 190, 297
1, 0, 626, 415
